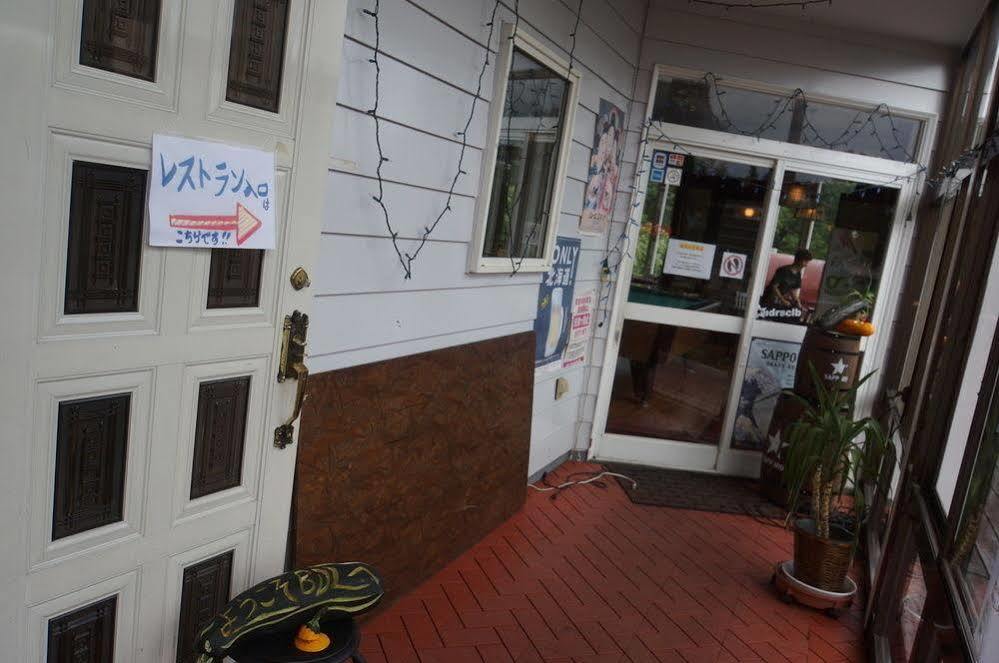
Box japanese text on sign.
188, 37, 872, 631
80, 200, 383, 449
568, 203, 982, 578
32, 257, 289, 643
663, 240, 716, 280
535, 237, 582, 371
148, 134, 276, 249
563, 290, 594, 369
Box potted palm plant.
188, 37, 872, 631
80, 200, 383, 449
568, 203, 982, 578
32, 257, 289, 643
781, 366, 891, 593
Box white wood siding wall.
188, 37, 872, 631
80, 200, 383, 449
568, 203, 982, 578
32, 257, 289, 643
315, 0, 957, 476
574, 1, 957, 466
312, 0, 648, 475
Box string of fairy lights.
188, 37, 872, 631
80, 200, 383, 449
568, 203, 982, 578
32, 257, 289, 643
701, 72, 918, 163
364, 0, 501, 279
689, 0, 832, 9
595, 75, 921, 328
365, 0, 584, 279
593, 75, 999, 328
362, 0, 995, 346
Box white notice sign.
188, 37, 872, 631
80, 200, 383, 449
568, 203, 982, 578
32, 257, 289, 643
563, 290, 594, 369
663, 240, 716, 280
149, 134, 276, 249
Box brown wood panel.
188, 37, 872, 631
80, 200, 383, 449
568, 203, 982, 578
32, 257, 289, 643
80, 0, 161, 81
190, 377, 250, 499
53, 394, 131, 540
293, 332, 533, 603
65, 161, 146, 315
176, 551, 233, 663
225, 0, 290, 112
47, 595, 117, 663
206, 249, 263, 309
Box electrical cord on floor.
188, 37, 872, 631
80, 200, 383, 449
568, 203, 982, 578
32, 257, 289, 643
529, 470, 638, 500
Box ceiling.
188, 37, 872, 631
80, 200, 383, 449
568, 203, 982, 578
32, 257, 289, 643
660, 0, 990, 48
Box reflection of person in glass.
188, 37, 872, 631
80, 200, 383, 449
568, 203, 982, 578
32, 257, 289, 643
761, 249, 812, 318
619, 322, 676, 408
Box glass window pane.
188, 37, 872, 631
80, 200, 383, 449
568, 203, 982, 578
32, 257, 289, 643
226, 0, 290, 113
886, 554, 964, 662
65, 161, 146, 315
652, 76, 922, 163
653, 77, 791, 143
206, 248, 263, 309
607, 322, 739, 444
757, 171, 898, 326
482, 49, 569, 259
950, 364, 999, 630
629, 154, 771, 317
80, 0, 161, 81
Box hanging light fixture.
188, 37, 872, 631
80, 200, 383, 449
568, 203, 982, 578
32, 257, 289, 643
785, 183, 808, 206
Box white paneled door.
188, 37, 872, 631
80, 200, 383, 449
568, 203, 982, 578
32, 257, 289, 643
0, 1, 346, 661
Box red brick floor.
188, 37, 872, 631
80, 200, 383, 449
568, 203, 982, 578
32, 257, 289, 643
360, 462, 867, 662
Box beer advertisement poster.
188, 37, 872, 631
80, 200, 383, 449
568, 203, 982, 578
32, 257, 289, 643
535, 236, 581, 370
732, 337, 801, 451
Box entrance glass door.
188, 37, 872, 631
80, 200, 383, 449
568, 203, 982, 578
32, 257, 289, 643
602, 147, 777, 471
730, 171, 901, 458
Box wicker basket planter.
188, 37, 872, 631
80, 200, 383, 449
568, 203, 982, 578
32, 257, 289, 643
792, 518, 854, 592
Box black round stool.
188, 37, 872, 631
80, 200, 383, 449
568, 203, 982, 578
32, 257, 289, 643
226, 617, 366, 663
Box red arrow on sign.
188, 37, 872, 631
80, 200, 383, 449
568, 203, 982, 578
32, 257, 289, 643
169, 203, 262, 245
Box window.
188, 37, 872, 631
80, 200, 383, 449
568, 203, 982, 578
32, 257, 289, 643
757, 171, 898, 326
468, 25, 580, 273
225, 0, 290, 113
652, 74, 923, 163
65, 161, 147, 315
628, 154, 773, 317
948, 329, 999, 639
607, 322, 739, 444
80, 0, 161, 81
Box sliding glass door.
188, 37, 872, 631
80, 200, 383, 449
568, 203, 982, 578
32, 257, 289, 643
594, 141, 906, 476
601, 146, 779, 471
732, 170, 901, 457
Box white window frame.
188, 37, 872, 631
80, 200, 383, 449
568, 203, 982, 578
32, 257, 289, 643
467, 22, 581, 274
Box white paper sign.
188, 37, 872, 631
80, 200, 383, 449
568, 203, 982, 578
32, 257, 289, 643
563, 290, 594, 369
663, 240, 716, 280
719, 251, 747, 280
149, 134, 276, 249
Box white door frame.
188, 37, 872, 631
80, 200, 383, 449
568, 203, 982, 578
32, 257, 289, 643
251, 0, 346, 585
588, 64, 936, 477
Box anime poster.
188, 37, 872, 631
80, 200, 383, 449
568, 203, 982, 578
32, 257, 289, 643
732, 338, 801, 451
535, 237, 582, 370
579, 99, 625, 235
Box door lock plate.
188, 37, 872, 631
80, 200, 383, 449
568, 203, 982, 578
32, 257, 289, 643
274, 311, 310, 448
277, 311, 308, 383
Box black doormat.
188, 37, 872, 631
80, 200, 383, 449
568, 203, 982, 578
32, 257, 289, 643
603, 462, 787, 520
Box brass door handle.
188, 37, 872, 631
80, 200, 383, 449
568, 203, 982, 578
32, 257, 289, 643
274, 362, 309, 449
274, 311, 310, 449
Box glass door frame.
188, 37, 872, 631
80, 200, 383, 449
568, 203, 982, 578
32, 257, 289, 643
596, 143, 783, 472
590, 114, 924, 476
